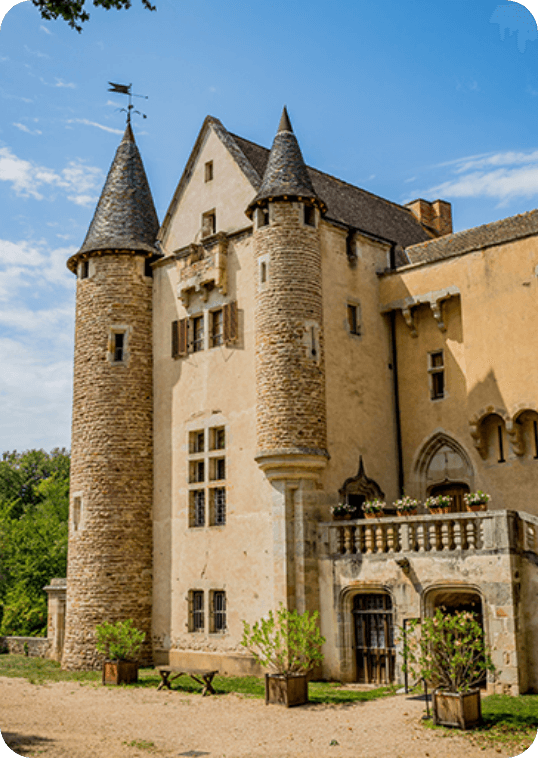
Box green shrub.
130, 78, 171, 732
95, 619, 145, 662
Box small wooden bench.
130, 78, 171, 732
156, 666, 218, 696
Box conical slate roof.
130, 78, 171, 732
246, 107, 325, 217
77, 122, 159, 256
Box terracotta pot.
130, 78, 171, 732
432, 688, 482, 729
428, 507, 451, 515
333, 513, 350, 520
102, 660, 139, 685
265, 673, 308, 707
396, 509, 418, 517
364, 512, 380, 519
466, 503, 487, 512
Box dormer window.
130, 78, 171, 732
205, 161, 214, 183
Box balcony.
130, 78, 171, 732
319, 509, 538, 558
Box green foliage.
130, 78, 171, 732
241, 605, 325, 675
400, 607, 495, 693
0, 449, 70, 637
95, 619, 145, 661
31, 0, 156, 32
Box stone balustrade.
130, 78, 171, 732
319, 509, 538, 558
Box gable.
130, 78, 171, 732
160, 118, 260, 252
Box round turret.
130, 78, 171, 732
62, 123, 158, 669
249, 109, 328, 480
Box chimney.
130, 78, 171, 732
406, 198, 452, 238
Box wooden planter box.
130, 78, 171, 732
432, 689, 482, 729
102, 660, 139, 686
265, 673, 308, 707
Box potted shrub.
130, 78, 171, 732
401, 608, 495, 729
464, 491, 490, 512
96, 619, 145, 685
241, 605, 325, 707
363, 499, 386, 519
424, 494, 452, 515
394, 495, 419, 516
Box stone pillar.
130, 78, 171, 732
44, 578, 67, 661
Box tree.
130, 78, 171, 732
0, 449, 70, 636
32, 0, 156, 32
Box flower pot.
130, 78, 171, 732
397, 509, 417, 517
265, 673, 308, 707
427, 507, 451, 515
466, 503, 487, 512
102, 660, 139, 685
364, 512, 380, 519
333, 513, 350, 521
432, 689, 482, 729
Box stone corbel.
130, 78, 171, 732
430, 299, 447, 332
402, 307, 417, 338
177, 234, 229, 306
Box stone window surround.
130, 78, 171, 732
107, 325, 131, 366
346, 299, 361, 337
186, 588, 227, 634
428, 349, 445, 401
71, 491, 84, 533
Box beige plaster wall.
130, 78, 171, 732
320, 227, 399, 508
379, 238, 538, 515
162, 126, 256, 253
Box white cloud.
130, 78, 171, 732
0, 146, 103, 205
24, 45, 50, 59
67, 117, 123, 135
13, 122, 42, 135
39, 25, 52, 35
54, 78, 76, 89
412, 148, 538, 204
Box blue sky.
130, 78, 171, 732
0, 0, 538, 452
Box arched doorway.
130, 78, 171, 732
414, 433, 473, 510
425, 587, 487, 688
352, 593, 395, 684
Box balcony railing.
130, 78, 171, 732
319, 509, 538, 558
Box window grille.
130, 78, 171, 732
192, 490, 205, 527
191, 430, 205, 454
213, 488, 226, 525
212, 591, 226, 632
191, 590, 204, 632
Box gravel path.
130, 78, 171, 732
0, 676, 521, 758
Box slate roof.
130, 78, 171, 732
246, 107, 324, 216
77, 122, 159, 257
232, 131, 430, 251
404, 208, 538, 266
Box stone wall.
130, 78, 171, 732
0, 637, 50, 658
62, 251, 154, 670
254, 201, 327, 455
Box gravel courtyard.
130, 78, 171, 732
0, 676, 527, 758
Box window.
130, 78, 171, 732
210, 309, 223, 348
256, 206, 270, 228
191, 315, 204, 353
190, 489, 205, 527
172, 303, 238, 359
72, 496, 82, 532
534, 420, 538, 459
211, 487, 226, 525
428, 351, 444, 400
303, 204, 316, 227
80, 260, 89, 279
497, 425, 506, 463
113, 332, 125, 363
202, 210, 216, 238
347, 303, 361, 336
189, 590, 204, 632
188, 426, 227, 527
205, 161, 213, 183
210, 591, 226, 632
144, 257, 153, 277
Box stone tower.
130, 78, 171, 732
247, 109, 328, 612
62, 121, 159, 669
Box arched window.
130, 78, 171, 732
481, 414, 507, 463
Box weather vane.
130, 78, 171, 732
108, 82, 148, 123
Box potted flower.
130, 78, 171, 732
241, 605, 325, 707
401, 608, 495, 729
424, 494, 452, 515
464, 491, 490, 512
95, 619, 146, 685
394, 495, 419, 516
363, 499, 386, 519
331, 503, 353, 520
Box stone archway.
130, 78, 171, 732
414, 432, 474, 506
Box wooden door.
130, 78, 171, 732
353, 594, 395, 684
429, 482, 470, 513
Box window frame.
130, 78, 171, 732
204, 161, 213, 183
428, 350, 445, 400
347, 302, 361, 336
210, 590, 227, 633
201, 209, 216, 238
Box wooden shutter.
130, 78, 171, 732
223, 301, 238, 345
172, 318, 188, 358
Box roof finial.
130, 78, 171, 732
278, 105, 293, 133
